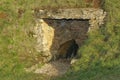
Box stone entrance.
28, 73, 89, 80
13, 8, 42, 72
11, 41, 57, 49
34, 8, 106, 62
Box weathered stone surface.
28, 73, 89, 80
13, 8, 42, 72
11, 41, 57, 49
35, 8, 105, 19
34, 19, 54, 61
35, 8, 106, 29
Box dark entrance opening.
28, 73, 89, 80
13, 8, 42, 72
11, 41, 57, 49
43, 19, 89, 61
57, 39, 79, 60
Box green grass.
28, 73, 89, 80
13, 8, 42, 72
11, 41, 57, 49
0, 0, 41, 80
52, 65, 120, 80
0, 72, 51, 80
0, 0, 120, 80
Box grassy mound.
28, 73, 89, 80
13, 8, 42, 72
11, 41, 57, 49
0, 0, 120, 80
